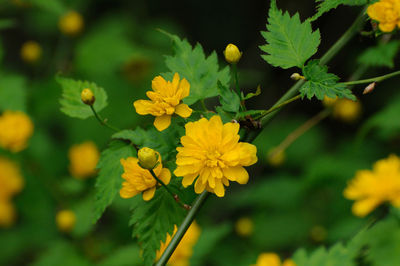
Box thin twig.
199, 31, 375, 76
89, 105, 120, 132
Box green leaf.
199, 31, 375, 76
0, 73, 27, 112
93, 140, 135, 223
243, 85, 261, 100
97, 244, 142, 266
28, 0, 66, 15
57, 76, 108, 119
260, 0, 321, 69
217, 81, 240, 113
358, 41, 400, 68
161, 30, 230, 105
293, 243, 356, 266
311, 0, 368, 21
300, 60, 355, 100
130, 181, 186, 265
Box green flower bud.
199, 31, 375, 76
138, 147, 159, 170
224, 43, 242, 64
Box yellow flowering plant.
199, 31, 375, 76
5, 0, 400, 265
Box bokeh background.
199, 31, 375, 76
0, 0, 399, 265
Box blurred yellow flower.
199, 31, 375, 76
20, 41, 42, 63
156, 221, 201, 265
174, 115, 257, 197
0, 111, 34, 153
68, 141, 100, 178
56, 210, 76, 232
253, 253, 296, 266
0, 157, 24, 200
267, 148, 285, 167
0, 200, 16, 227
332, 99, 362, 123
224, 43, 242, 64
322, 96, 337, 107
367, 0, 400, 32
120, 155, 171, 201
59, 11, 84, 36
344, 154, 400, 217
235, 217, 253, 237
134, 73, 192, 131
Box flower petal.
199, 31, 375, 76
119, 182, 139, 199
194, 178, 206, 194
154, 115, 171, 131
179, 78, 190, 99
223, 166, 249, 184
175, 103, 192, 118
134, 100, 153, 115
182, 174, 197, 187
152, 76, 167, 92
159, 168, 171, 185
142, 187, 156, 201
214, 181, 225, 197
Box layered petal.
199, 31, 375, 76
154, 115, 171, 131
175, 103, 192, 118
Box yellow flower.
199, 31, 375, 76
344, 154, 400, 217
68, 141, 100, 179
267, 148, 285, 167
134, 73, 192, 131
224, 43, 242, 64
20, 41, 42, 63
81, 88, 95, 105
367, 0, 400, 32
56, 210, 76, 232
59, 11, 84, 36
332, 99, 362, 123
174, 115, 257, 197
0, 157, 24, 201
120, 154, 171, 201
0, 200, 16, 227
235, 217, 253, 237
253, 253, 296, 266
0, 111, 34, 153
156, 221, 201, 266
138, 147, 159, 170
322, 96, 338, 107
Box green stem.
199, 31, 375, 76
200, 99, 208, 112
232, 64, 240, 97
260, 7, 366, 127
257, 94, 301, 120
342, 70, 400, 85
149, 169, 191, 210
89, 105, 120, 132
155, 191, 209, 266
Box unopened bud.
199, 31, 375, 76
138, 147, 159, 170
290, 73, 305, 81
59, 11, 84, 36
363, 82, 376, 95
224, 43, 242, 64
56, 210, 76, 233
20, 41, 42, 63
81, 88, 95, 105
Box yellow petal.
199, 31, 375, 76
352, 198, 381, 217
238, 143, 258, 166
179, 78, 190, 99
134, 100, 153, 115
223, 166, 249, 184
152, 76, 167, 92
159, 168, 171, 185
182, 174, 197, 187
119, 183, 139, 199
154, 115, 171, 131
175, 103, 192, 118
171, 73, 180, 93
379, 22, 396, 32
142, 187, 156, 201
194, 178, 206, 194
214, 181, 225, 197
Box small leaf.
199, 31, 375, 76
57, 76, 108, 119
311, 0, 368, 21
300, 60, 355, 100
260, 0, 321, 69
358, 41, 400, 69
217, 81, 240, 113
160, 30, 230, 105
293, 243, 356, 266
243, 85, 261, 100
93, 140, 135, 223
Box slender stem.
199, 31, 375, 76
232, 64, 240, 98
200, 99, 208, 112
155, 191, 209, 266
149, 169, 191, 210
89, 105, 120, 132
260, 7, 366, 128
257, 94, 301, 120
342, 70, 400, 85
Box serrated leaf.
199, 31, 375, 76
0, 73, 27, 112
93, 140, 135, 223
161, 31, 230, 105
130, 181, 186, 265
293, 243, 356, 266
260, 0, 320, 69
300, 60, 355, 100
358, 41, 400, 68
243, 85, 261, 100
57, 76, 108, 119
311, 0, 368, 21
217, 81, 240, 113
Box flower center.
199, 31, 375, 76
205, 150, 224, 168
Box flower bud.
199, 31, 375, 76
59, 11, 84, 36
20, 41, 42, 63
290, 73, 305, 81
81, 88, 95, 105
363, 82, 376, 95
224, 43, 242, 64
56, 210, 76, 232
138, 147, 159, 170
